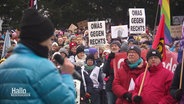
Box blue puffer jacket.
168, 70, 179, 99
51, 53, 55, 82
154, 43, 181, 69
0, 43, 76, 104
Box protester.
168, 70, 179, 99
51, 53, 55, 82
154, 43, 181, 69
59, 47, 69, 58
128, 39, 139, 47
120, 41, 128, 52
106, 33, 112, 44
75, 45, 86, 67
57, 37, 64, 47
0, 8, 76, 104
0, 31, 6, 40
132, 49, 177, 104
170, 41, 180, 52
70, 35, 77, 43
112, 45, 146, 104
76, 35, 84, 46
51, 52, 62, 69
170, 63, 184, 103
50, 42, 59, 55
128, 39, 136, 47
72, 45, 86, 80
68, 42, 77, 63
82, 54, 103, 104
89, 47, 103, 67
173, 41, 180, 53
103, 40, 121, 104
88, 47, 105, 103
78, 64, 93, 104
98, 46, 104, 59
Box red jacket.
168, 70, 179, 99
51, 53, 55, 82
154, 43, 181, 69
132, 63, 177, 104
112, 59, 146, 104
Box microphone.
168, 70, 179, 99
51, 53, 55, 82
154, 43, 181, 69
53, 54, 64, 65
53, 54, 82, 80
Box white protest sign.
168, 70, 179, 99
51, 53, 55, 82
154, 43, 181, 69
74, 79, 81, 104
129, 8, 146, 34
111, 25, 128, 38
172, 16, 184, 25
88, 21, 106, 46
68, 24, 77, 33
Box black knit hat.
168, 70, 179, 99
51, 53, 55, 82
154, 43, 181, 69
76, 45, 85, 54
86, 54, 95, 62
20, 8, 54, 43
110, 40, 121, 48
128, 45, 141, 56
146, 49, 162, 61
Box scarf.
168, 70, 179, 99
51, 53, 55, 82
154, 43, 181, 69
128, 58, 143, 69
20, 40, 49, 58
75, 54, 86, 66
85, 64, 95, 71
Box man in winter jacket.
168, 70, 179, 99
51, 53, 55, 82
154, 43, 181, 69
132, 49, 177, 104
103, 40, 121, 104
0, 8, 76, 104
112, 45, 146, 104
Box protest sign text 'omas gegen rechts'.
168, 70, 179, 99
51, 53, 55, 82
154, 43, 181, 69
88, 21, 106, 46
129, 8, 146, 34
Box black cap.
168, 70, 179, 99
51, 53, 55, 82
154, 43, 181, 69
146, 49, 162, 61
76, 45, 85, 54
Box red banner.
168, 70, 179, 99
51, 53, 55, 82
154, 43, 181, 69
162, 50, 178, 72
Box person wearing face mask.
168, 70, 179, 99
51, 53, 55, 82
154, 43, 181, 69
112, 45, 146, 104
132, 49, 177, 104
0, 8, 76, 104
102, 40, 121, 104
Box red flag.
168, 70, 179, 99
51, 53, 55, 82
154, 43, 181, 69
152, 15, 166, 61
29, 0, 37, 9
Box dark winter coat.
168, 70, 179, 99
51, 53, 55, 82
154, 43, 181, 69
103, 58, 114, 91
170, 63, 184, 104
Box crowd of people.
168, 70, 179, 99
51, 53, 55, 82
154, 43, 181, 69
0, 8, 184, 104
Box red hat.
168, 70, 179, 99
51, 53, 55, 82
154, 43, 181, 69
69, 42, 77, 49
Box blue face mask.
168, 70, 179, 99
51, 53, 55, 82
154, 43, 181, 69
128, 58, 142, 69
